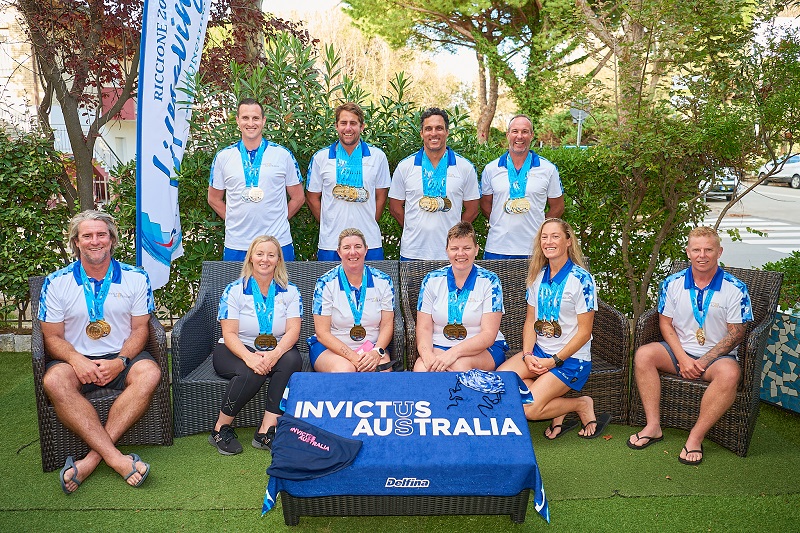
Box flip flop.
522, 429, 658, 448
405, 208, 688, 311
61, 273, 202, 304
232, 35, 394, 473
579, 412, 612, 439
124, 453, 151, 487
627, 432, 664, 450
59, 455, 81, 495
543, 418, 580, 440
678, 444, 704, 466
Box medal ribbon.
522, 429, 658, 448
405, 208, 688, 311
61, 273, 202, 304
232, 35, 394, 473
238, 139, 267, 188
506, 151, 532, 200
338, 265, 368, 326
79, 262, 114, 323
421, 151, 448, 197
457, 369, 505, 394
537, 262, 571, 321
251, 278, 277, 335
688, 285, 716, 331
447, 265, 478, 325
335, 142, 363, 188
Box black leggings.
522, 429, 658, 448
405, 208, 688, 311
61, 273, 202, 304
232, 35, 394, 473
212, 343, 302, 417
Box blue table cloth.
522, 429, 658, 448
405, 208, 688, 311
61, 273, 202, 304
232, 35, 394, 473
262, 371, 549, 522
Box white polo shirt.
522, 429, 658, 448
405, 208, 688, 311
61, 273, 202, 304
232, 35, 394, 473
312, 265, 395, 351
38, 260, 154, 357
306, 141, 390, 251
217, 277, 302, 348
659, 267, 753, 356
481, 151, 563, 256
526, 262, 597, 361
417, 265, 505, 347
388, 148, 480, 260
209, 140, 302, 250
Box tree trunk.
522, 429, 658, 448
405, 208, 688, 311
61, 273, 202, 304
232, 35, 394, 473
231, 0, 264, 64
475, 53, 498, 144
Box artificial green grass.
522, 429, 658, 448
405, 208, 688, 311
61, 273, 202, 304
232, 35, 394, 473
2, 351, 799, 532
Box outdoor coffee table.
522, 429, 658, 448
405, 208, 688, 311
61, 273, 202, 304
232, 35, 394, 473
263, 371, 549, 525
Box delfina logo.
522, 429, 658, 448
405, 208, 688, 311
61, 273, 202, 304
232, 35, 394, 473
385, 477, 430, 488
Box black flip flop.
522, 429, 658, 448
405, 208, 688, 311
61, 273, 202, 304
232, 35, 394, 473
579, 412, 612, 439
678, 444, 704, 465
543, 418, 580, 440
626, 433, 664, 450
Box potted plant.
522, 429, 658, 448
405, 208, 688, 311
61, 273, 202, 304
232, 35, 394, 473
761, 252, 800, 414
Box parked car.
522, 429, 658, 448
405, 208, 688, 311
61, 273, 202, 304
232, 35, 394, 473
758, 154, 800, 189
703, 168, 739, 201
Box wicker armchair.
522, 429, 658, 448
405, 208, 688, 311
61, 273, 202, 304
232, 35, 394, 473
29, 276, 173, 472
628, 262, 783, 457
171, 260, 406, 437
398, 259, 632, 423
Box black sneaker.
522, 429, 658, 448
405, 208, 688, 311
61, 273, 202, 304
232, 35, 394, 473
252, 426, 276, 451
209, 424, 243, 455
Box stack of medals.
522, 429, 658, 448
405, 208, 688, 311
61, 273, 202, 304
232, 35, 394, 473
535, 262, 571, 339
332, 184, 370, 203
689, 284, 716, 346
443, 265, 477, 341
338, 265, 369, 342
504, 151, 533, 215
419, 195, 452, 212
240, 139, 267, 203
419, 150, 450, 213
334, 143, 369, 203
251, 278, 278, 351
81, 264, 114, 340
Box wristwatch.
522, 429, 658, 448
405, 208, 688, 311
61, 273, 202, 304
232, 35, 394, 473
552, 354, 564, 367
117, 355, 130, 368
376, 347, 387, 357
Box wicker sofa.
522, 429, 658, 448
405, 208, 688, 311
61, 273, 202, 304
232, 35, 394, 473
29, 276, 173, 472
170, 260, 406, 437
397, 259, 632, 424
628, 261, 783, 456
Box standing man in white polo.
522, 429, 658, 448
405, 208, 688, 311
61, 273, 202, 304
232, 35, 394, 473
480, 114, 564, 259
306, 102, 390, 260
388, 107, 480, 260
208, 98, 305, 261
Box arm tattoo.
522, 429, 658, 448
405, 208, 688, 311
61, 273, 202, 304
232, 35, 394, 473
703, 323, 746, 362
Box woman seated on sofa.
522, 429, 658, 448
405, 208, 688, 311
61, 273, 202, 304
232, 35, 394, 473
414, 221, 507, 372
209, 235, 302, 455
497, 218, 609, 439
308, 228, 394, 372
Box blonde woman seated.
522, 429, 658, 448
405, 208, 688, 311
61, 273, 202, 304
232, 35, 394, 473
497, 218, 610, 439
414, 221, 508, 372
210, 236, 303, 455
308, 228, 394, 372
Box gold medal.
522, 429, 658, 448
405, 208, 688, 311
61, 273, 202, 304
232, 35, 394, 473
350, 325, 367, 341
515, 197, 531, 213
254, 334, 278, 351
348, 186, 360, 201
443, 323, 460, 340
442, 197, 452, 212
86, 321, 104, 340
534, 319, 544, 335
551, 321, 562, 338
541, 321, 555, 338
98, 319, 112, 337
455, 324, 468, 340
696, 327, 706, 346
418, 196, 433, 212
332, 184, 347, 199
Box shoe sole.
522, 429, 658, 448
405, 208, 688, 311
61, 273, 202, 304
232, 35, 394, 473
208, 433, 242, 455
252, 438, 271, 451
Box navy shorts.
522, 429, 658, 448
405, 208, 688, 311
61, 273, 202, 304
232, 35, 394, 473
533, 344, 591, 391
46, 351, 155, 393
433, 339, 510, 369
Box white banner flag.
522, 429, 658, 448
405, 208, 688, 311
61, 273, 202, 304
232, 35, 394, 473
136, 0, 210, 289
